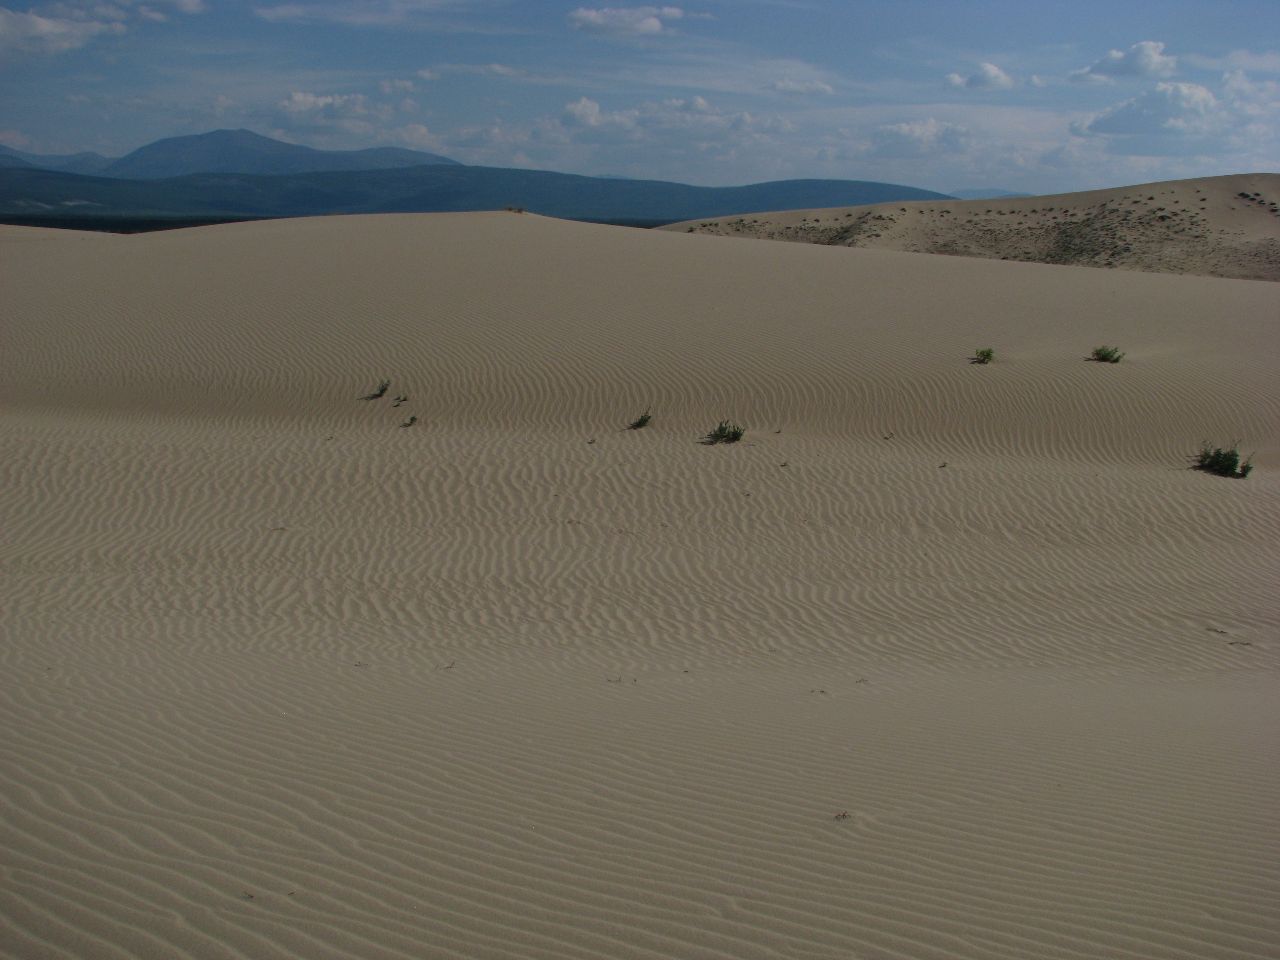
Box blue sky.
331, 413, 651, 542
2, 1, 1278, 192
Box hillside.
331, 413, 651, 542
0, 164, 950, 224
0, 144, 114, 175
664, 173, 1280, 280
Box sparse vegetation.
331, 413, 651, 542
971, 347, 995, 365
626, 409, 652, 430
1193, 442, 1253, 478
1088, 345, 1125, 363
701, 421, 745, 445
360, 379, 391, 400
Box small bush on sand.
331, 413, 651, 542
1194, 442, 1253, 478
701, 421, 745, 445
627, 409, 652, 430
971, 347, 995, 364
360, 379, 391, 400
1088, 345, 1125, 363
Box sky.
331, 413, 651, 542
2, 0, 1278, 193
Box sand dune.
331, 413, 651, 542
2, 212, 1278, 959
664, 173, 1280, 281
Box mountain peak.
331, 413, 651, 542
101, 129, 459, 179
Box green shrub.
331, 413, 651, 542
626, 409, 652, 430
1193, 442, 1253, 478
1089, 345, 1125, 363
701, 421, 745, 444
971, 347, 995, 364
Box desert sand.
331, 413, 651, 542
2, 206, 1278, 959
665, 173, 1280, 281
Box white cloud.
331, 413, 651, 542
1073, 81, 1248, 156
253, 3, 306, 21
1085, 82, 1217, 136
280, 91, 375, 116
415, 62, 549, 87
437, 92, 780, 179
568, 6, 683, 37
1221, 69, 1280, 115
562, 94, 717, 130
0, 0, 204, 57
380, 79, 415, 94
947, 62, 1013, 90
0, 7, 123, 55
394, 123, 442, 150
772, 77, 833, 96
564, 96, 610, 127
868, 118, 970, 158
1071, 40, 1176, 83
253, 1, 466, 27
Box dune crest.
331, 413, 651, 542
665, 173, 1280, 281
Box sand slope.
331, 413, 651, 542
2, 212, 1279, 959
664, 173, 1280, 281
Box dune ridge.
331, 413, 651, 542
3, 211, 1278, 959
664, 173, 1280, 281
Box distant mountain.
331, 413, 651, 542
0, 164, 952, 224
99, 129, 459, 179
948, 188, 1032, 200
0, 144, 114, 175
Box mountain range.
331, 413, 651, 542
0, 129, 951, 227
0, 129, 458, 179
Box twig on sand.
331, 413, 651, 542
360, 379, 391, 400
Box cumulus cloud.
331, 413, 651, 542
1071, 40, 1176, 83
1071, 80, 1248, 156
1084, 82, 1218, 136
1221, 69, 1280, 115
946, 62, 1013, 90
568, 6, 683, 37
868, 118, 969, 158
772, 77, 834, 96
0, 7, 123, 55
279, 91, 374, 116
562, 94, 730, 134
0, 0, 205, 56
394, 123, 442, 150
564, 96, 610, 127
